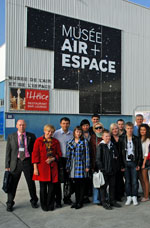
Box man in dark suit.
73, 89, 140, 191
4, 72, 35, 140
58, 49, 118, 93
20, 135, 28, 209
5, 119, 38, 212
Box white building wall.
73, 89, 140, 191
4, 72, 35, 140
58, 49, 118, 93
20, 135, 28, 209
50, 90, 79, 114
5, 0, 150, 114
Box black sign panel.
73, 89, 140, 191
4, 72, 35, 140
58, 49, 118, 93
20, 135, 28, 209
54, 15, 80, 89
101, 27, 121, 114
27, 7, 54, 50
27, 7, 121, 114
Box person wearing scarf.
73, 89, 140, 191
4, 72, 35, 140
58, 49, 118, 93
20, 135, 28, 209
90, 122, 104, 204
32, 124, 62, 211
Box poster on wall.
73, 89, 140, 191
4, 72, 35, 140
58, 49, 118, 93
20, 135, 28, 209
10, 88, 49, 111
27, 7, 121, 114
54, 15, 121, 114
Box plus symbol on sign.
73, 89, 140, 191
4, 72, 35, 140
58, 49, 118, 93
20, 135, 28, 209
91, 45, 101, 56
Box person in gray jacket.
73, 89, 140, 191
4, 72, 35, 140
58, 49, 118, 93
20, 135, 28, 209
5, 119, 38, 212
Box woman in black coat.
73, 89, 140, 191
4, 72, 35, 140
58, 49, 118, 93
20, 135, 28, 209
110, 123, 125, 201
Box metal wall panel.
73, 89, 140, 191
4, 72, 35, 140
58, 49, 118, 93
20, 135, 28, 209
5, 0, 150, 114
50, 90, 79, 114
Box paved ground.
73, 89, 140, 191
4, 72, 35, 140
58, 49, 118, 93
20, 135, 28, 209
0, 140, 150, 228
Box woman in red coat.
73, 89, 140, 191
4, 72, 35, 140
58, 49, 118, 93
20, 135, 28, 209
32, 124, 62, 211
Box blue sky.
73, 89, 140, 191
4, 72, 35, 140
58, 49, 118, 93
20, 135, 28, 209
0, 0, 150, 46
129, 0, 150, 7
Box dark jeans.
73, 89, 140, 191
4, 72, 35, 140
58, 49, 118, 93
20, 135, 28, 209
125, 161, 138, 196
99, 174, 115, 204
39, 181, 54, 210
7, 158, 38, 206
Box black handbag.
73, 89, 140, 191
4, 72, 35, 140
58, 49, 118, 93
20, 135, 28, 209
58, 158, 65, 183
145, 158, 150, 169
64, 178, 75, 197
145, 150, 150, 170
2, 171, 12, 193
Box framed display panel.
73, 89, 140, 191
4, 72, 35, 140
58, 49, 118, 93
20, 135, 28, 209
27, 7, 121, 114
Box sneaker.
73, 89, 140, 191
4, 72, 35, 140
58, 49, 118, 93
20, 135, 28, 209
132, 196, 138, 206
125, 196, 132, 206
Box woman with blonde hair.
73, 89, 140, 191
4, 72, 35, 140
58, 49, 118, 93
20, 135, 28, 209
110, 123, 125, 201
32, 124, 62, 211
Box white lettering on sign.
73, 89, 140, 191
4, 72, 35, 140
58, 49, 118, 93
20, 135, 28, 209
62, 54, 116, 73
61, 24, 117, 74
62, 39, 87, 54
62, 25, 102, 44
26, 91, 49, 100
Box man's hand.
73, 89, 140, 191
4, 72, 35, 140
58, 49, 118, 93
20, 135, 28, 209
85, 168, 89, 172
121, 168, 125, 172
136, 166, 140, 171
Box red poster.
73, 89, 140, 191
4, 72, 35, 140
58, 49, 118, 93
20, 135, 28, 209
25, 89, 49, 111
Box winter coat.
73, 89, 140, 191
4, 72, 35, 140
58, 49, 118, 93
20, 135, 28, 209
32, 136, 62, 182
96, 141, 119, 175
90, 134, 103, 171
66, 138, 90, 178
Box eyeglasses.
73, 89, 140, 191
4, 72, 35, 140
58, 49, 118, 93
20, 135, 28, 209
95, 126, 103, 130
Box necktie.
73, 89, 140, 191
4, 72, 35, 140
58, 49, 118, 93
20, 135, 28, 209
20, 134, 25, 161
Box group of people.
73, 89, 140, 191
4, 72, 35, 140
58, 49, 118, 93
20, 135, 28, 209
5, 114, 150, 212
